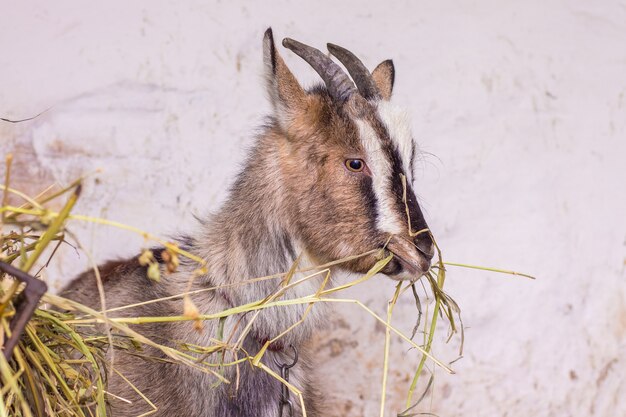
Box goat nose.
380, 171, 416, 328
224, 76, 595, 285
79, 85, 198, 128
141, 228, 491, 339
414, 233, 435, 260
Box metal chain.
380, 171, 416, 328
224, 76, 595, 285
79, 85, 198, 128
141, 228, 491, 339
273, 344, 298, 417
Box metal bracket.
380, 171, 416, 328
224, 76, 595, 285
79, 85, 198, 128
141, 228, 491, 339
0, 261, 47, 361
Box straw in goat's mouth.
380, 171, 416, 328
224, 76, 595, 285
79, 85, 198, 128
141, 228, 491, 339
0, 157, 535, 417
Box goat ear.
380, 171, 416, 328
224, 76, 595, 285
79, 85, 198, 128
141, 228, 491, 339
371, 59, 395, 100
263, 28, 306, 125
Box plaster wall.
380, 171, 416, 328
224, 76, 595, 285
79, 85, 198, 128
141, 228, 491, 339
1, 1, 625, 416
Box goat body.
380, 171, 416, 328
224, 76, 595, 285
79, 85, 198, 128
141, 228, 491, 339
62, 28, 435, 417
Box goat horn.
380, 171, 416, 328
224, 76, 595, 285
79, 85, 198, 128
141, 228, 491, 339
282, 38, 356, 102
327, 43, 380, 100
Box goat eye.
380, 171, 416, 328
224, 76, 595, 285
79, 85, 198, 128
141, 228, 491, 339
345, 159, 365, 172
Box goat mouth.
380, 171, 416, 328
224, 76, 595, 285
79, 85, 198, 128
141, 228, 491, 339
384, 238, 432, 280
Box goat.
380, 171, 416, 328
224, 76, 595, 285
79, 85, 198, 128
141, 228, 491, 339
61, 28, 435, 417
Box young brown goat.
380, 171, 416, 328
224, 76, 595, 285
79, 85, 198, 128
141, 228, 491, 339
62, 28, 435, 417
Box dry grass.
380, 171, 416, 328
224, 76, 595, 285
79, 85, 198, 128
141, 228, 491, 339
0, 154, 533, 417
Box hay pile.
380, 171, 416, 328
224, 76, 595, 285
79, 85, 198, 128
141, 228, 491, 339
0, 154, 531, 416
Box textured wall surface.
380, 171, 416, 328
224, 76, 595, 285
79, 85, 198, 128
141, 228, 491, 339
1, 1, 625, 416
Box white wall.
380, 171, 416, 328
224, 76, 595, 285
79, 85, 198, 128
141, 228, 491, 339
1, 1, 625, 416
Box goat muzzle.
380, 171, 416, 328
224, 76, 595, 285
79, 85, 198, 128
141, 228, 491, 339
386, 234, 434, 280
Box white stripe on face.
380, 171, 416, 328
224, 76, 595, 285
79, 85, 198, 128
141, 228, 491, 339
376, 101, 415, 183
355, 119, 404, 235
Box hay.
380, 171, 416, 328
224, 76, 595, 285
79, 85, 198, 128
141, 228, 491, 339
0, 154, 533, 417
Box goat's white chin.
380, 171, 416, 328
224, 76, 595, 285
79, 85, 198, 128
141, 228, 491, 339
387, 270, 428, 282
